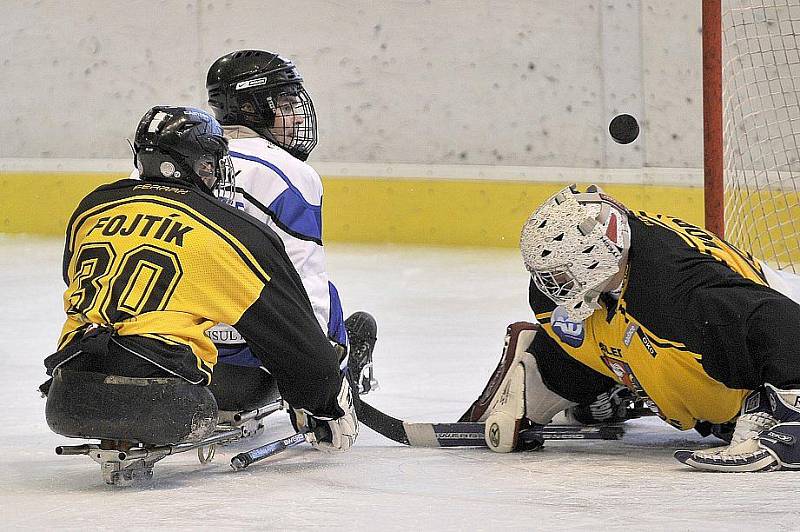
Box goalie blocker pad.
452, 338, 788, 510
45, 368, 218, 445
459, 322, 576, 426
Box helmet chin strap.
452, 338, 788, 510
126, 139, 139, 174
253, 124, 279, 145
256, 126, 309, 161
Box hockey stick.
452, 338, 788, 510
230, 431, 312, 470
357, 399, 624, 448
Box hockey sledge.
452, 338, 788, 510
44, 367, 287, 485
53, 399, 286, 485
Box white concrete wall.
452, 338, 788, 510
0, 0, 702, 170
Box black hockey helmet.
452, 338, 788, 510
133, 106, 235, 204
206, 50, 318, 161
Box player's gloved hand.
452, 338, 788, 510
291, 376, 358, 453
693, 419, 736, 442
565, 385, 644, 424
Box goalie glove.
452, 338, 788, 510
675, 384, 800, 472
564, 385, 652, 424
291, 376, 358, 453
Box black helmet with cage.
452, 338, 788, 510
206, 50, 318, 161
133, 106, 235, 204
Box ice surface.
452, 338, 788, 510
1, 236, 799, 531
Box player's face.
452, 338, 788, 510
269, 95, 304, 145
193, 153, 235, 204
194, 157, 219, 191
531, 265, 582, 303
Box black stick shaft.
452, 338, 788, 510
231, 432, 310, 470
358, 399, 624, 448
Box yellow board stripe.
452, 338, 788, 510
1, 172, 707, 247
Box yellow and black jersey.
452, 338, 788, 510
46, 178, 342, 417
529, 211, 800, 430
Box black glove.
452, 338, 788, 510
290, 376, 358, 452
566, 385, 650, 424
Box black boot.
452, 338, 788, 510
345, 311, 378, 395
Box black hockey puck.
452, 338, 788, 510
609, 114, 640, 144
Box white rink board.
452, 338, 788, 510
1, 237, 799, 530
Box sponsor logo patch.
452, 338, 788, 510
743, 391, 762, 414
235, 77, 268, 90
639, 332, 657, 358
764, 431, 794, 444
601, 356, 636, 390
205, 325, 244, 344
489, 423, 501, 448
133, 183, 188, 194
623, 323, 637, 346
599, 356, 657, 417
551, 306, 584, 347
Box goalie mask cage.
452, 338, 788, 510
704, 0, 800, 273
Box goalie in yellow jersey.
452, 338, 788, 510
41, 106, 357, 454
468, 184, 800, 472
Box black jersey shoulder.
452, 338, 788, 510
63, 178, 295, 288
624, 214, 786, 353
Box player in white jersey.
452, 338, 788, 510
205, 50, 377, 407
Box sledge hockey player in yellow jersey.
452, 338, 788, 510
42, 106, 357, 454
470, 184, 800, 472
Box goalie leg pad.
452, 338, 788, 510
464, 323, 577, 452
484, 363, 526, 452
524, 354, 578, 425
462, 322, 576, 425
757, 384, 800, 469
461, 322, 537, 422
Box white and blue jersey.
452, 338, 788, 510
207, 126, 347, 368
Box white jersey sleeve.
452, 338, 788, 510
761, 260, 800, 305
225, 136, 346, 344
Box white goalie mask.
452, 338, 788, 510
520, 185, 631, 321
